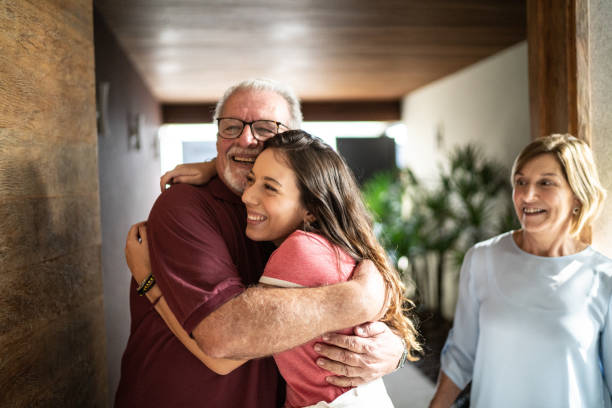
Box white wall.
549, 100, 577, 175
400, 41, 530, 183
399, 42, 530, 318
590, 0, 612, 257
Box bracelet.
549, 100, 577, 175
136, 274, 156, 296
396, 338, 408, 369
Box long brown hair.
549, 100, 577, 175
264, 130, 421, 359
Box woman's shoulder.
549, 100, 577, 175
281, 230, 335, 253
268, 231, 353, 285
278, 231, 354, 265
588, 248, 612, 277
468, 231, 514, 257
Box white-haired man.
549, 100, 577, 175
116, 79, 405, 407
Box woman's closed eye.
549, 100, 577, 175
264, 183, 278, 193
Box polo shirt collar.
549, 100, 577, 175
209, 176, 243, 204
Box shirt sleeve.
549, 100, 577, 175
602, 293, 612, 398
147, 185, 245, 333
440, 247, 480, 389
259, 232, 350, 288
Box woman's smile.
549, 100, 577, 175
241, 148, 311, 246
246, 211, 267, 223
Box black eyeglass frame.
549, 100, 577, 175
216, 117, 289, 141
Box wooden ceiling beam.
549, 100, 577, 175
162, 100, 401, 124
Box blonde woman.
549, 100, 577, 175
430, 134, 611, 407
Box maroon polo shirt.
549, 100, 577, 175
115, 178, 282, 408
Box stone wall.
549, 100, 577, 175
590, 0, 612, 256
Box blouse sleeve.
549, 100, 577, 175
602, 294, 612, 398
440, 247, 480, 389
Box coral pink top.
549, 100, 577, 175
259, 230, 356, 408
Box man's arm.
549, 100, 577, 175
193, 259, 386, 359
142, 187, 394, 375
153, 292, 247, 375
125, 222, 247, 375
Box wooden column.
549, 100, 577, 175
0, 1, 108, 405
527, 0, 592, 242
527, 0, 590, 143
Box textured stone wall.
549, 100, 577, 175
0, 1, 108, 406
590, 0, 612, 256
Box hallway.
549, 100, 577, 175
1, 1, 612, 406
386, 364, 436, 407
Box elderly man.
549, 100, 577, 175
115, 79, 404, 407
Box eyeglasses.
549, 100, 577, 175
217, 118, 288, 141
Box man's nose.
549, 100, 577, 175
238, 124, 259, 148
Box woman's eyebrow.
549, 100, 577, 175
263, 176, 282, 187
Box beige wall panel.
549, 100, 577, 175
590, 0, 612, 256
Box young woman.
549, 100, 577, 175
127, 130, 421, 407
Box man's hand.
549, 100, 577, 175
125, 221, 152, 283
160, 159, 217, 191
313, 321, 404, 387
351, 260, 387, 321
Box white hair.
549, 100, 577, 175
213, 78, 303, 129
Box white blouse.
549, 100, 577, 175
441, 231, 612, 407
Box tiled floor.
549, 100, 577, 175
384, 363, 435, 407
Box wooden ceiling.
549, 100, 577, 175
94, 0, 526, 103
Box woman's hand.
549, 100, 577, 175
160, 159, 217, 192
125, 222, 152, 283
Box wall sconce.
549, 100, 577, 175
96, 82, 110, 137
151, 128, 160, 159
127, 113, 143, 151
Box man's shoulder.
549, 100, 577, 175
156, 183, 211, 205
148, 183, 221, 228
152, 180, 233, 213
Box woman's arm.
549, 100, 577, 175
602, 294, 612, 396
150, 287, 246, 375
160, 158, 217, 192
125, 222, 246, 375
429, 370, 463, 408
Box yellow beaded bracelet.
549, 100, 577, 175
136, 274, 156, 296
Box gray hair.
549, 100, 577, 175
213, 78, 303, 129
